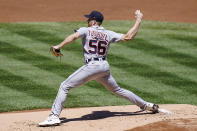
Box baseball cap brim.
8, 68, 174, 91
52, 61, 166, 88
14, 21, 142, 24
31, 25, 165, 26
84, 15, 90, 18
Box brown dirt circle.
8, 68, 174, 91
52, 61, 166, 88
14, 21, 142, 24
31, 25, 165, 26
129, 118, 197, 131
0, 104, 197, 131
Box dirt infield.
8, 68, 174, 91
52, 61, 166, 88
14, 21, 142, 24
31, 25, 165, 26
0, 0, 197, 23
0, 104, 197, 131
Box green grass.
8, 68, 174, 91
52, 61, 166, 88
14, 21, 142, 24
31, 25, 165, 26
0, 20, 197, 112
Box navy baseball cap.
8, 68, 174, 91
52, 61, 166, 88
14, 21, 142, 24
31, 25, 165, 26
84, 10, 104, 23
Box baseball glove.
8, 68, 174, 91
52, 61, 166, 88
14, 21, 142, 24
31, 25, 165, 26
50, 46, 63, 57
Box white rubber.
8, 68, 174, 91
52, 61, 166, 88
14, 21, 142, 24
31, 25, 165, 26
158, 108, 173, 115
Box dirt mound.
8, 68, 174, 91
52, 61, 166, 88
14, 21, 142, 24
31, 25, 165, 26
0, 104, 196, 131
0, 0, 197, 23
129, 118, 197, 131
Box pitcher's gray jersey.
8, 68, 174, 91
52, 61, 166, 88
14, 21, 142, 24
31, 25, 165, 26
50, 26, 148, 117
77, 26, 123, 61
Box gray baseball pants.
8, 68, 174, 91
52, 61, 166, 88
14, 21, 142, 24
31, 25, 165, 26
51, 60, 147, 116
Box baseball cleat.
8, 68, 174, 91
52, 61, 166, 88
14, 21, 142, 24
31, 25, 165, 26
145, 102, 159, 113
38, 115, 61, 127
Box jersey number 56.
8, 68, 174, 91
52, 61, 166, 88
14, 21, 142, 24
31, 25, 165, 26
88, 39, 108, 55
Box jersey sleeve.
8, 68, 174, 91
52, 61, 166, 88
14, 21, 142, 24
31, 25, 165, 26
109, 31, 124, 43
77, 27, 88, 38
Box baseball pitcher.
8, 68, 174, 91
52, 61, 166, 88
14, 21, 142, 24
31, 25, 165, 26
39, 10, 159, 126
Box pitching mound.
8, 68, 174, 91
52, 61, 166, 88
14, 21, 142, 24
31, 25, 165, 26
0, 104, 196, 131
129, 118, 197, 131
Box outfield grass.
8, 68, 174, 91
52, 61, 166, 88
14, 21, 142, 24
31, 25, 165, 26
0, 21, 196, 112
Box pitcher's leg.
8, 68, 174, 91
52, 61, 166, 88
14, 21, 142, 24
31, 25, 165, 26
51, 65, 92, 116
51, 83, 71, 117
96, 74, 147, 108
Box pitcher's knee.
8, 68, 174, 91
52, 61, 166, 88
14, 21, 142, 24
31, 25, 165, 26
59, 82, 72, 93
110, 86, 122, 94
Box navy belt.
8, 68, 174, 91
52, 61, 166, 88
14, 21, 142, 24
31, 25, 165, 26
86, 57, 106, 64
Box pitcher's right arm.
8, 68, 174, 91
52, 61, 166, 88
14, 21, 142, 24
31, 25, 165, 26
121, 10, 143, 41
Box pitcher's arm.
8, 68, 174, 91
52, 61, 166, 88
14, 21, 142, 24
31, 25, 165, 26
121, 10, 143, 41
53, 32, 80, 49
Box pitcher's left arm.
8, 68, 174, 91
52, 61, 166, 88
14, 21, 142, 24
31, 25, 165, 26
53, 32, 81, 49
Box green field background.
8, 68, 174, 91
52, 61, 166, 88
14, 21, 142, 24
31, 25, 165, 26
0, 21, 196, 112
